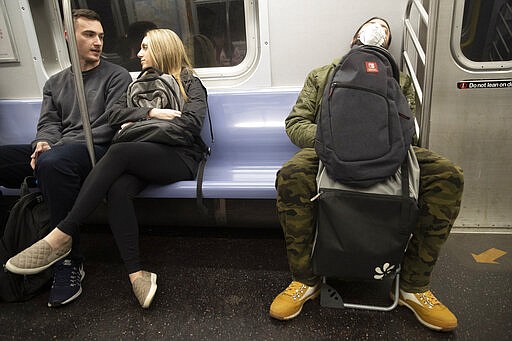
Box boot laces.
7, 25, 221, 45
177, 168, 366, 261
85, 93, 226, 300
283, 281, 307, 300
418, 290, 440, 308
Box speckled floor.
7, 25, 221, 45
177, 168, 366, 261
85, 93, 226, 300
0, 227, 510, 340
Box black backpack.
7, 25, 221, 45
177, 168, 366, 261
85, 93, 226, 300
0, 177, 52, 302
315, 45, 415, 187
127, 66, 184, 111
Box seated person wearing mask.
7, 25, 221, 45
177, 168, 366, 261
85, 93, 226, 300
269, 17, 464, 332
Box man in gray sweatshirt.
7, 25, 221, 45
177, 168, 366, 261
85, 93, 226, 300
0, 9, 132, 307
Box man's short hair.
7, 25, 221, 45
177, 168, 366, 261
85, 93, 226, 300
72, 9, 101, 23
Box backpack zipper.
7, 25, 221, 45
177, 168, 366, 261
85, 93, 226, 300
330, 82, 385, 98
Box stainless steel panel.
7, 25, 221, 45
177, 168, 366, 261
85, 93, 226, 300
426, 0, 512, 227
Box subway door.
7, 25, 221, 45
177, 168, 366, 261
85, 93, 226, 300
425, 0, 512, 228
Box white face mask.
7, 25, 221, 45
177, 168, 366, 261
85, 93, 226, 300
358, 23, 387, 47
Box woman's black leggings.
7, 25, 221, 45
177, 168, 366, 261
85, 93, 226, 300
58, 142, 193, 273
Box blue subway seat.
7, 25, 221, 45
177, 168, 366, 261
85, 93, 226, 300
0, 89, 300, 200
0, 99, 42, 145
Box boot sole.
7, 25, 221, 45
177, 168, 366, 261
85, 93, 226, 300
398, 298, 457, 332
141, 273, 158, 309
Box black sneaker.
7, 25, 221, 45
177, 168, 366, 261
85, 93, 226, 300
47, 259, 85, 307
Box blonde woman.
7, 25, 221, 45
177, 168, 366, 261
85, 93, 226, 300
6, 29, 208, 309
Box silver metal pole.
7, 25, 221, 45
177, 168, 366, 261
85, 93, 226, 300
62, 0, 96, 166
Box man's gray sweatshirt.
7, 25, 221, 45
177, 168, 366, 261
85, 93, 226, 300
33, 59, 132, 148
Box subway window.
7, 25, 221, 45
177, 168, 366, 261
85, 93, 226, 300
460, 0, 512, 62
58, 0, 249, 71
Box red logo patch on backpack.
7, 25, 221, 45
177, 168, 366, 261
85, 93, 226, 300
365, 61, 379, 73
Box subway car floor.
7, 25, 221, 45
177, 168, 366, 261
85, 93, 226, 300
0, 226, 510, 340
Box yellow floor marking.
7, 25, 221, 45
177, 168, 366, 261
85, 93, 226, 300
471, 248, 507, 264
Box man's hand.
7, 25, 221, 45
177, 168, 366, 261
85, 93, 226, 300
30, 141, 51, 169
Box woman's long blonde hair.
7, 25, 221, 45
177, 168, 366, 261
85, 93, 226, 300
144, 29, 194, 101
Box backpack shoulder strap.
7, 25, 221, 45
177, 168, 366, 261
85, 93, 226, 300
191, 74, 213, 215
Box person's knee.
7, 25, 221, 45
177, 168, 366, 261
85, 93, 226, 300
35, 150, 59, 175
276, 161, 313, 191
35, 147, 92, 187
277, 150, 318, 185
277, 166, 317, 207
441, 161, 464, 196
420, 159, 464, 210
276, 161, 299, 186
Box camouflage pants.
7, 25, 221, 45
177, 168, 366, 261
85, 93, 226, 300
275, 146, 464, 292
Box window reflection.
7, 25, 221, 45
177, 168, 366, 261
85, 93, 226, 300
196, 3, 246, 67
62, 0, 248, 71
461, 0, 512, 62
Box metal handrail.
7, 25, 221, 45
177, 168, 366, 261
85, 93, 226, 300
402, 0, 429, 107
62, 0, 96, 166
411, 0, 429, 25
402, 50, 423, 104
402, 0, 436, 147
404, 19, 426, 65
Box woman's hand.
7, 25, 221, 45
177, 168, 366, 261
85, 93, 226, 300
120, 122, 134, 130
148, 108, 182, 121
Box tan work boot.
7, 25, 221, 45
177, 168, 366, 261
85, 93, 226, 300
270, 281, 320, 320
398, 289, 458, 331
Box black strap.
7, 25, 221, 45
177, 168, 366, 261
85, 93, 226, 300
195, 149, 209, 215
194, 88, 214, 215
205, 101, 214, 145
400, 155, 411, 232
